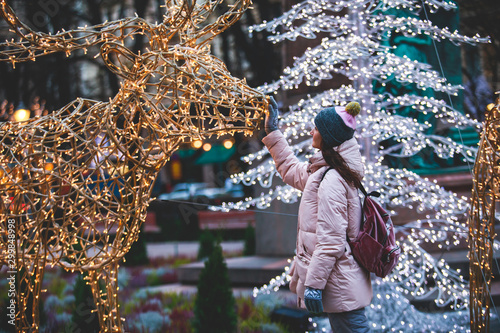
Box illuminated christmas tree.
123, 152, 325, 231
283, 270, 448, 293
214, 0, 492, 331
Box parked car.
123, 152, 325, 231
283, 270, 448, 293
159, 182, 227, 201
158, 182, 207, 201
220, 184, 245, 201
158, 182, 245, 204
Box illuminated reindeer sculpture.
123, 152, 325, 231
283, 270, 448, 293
0, 0, 266, 331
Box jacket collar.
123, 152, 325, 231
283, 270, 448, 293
308, 138, 364, 176
308, 151, 328, 174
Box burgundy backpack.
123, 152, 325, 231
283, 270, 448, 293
321, 168, 400, 278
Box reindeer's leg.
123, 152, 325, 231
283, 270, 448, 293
15, 205, 53, 332
87, 262, 123, 333
15, 249, 47, 332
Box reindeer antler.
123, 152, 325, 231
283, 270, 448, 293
0, 0, 253, 64
194, 0, 252, 45
0, 0, 150, 64
170, 0, 253, 46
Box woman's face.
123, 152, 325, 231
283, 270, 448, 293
310, 126, 322, 149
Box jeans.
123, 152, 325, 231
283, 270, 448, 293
327, 307, 371, 333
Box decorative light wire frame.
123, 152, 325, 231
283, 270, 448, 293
469, 94, 500, 333
0, 0, 267, 332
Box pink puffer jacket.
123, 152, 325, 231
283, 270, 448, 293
262, 131, 372, 313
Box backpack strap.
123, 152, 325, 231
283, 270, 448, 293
360, 184, 381, 198
320, 167, 333, 182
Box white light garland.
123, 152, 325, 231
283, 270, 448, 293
307, 281, 473, 332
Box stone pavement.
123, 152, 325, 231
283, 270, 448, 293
177, 255, 291, 286
143, 240, 295, 302
145, 240, 292, 287
146, 240, 245, 259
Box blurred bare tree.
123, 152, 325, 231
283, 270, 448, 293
0, 0, 280, 113
457, 0, 500, 91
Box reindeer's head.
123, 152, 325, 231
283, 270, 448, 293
0, 0, 268, 150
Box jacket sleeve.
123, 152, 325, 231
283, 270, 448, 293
304, 172, 348, 290
262, 131, 309, 191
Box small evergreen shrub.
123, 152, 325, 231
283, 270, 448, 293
123, 225, 150, 266
197, 229, 216, 260
193, 243, 237, 333
243, 223, 256, 256
71, 274, 100, 333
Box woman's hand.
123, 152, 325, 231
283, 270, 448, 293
265, 96, 279, 135
304, 287, 324, 313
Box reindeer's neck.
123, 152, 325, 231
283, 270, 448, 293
107, 90, 180, 173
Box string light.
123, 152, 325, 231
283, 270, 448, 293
223, 139, 234, 149
192, 140, 203, 149
217, 0, 493, 331
0, 1, 267, 332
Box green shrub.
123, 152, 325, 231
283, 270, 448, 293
123, 225, 149, 267
197, 229, 216, 260
243, 223, 256, 256
146, 270, 161, 286
172, 257, 193, 268
161, 291, 194, 311
46, 274, 68, 299
193, 243, 237, 333
71, 274, 100, 333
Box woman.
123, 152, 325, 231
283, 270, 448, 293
263, 97, 372, 332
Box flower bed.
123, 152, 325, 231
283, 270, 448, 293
0, 253, 296, 333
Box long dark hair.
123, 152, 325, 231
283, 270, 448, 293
321, 143, 362, 188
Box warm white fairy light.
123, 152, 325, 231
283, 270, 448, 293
218, 0, 491, 330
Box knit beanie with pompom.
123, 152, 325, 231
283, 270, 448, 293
313, 102, 361, 148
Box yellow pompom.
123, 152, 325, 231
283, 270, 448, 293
345, 102, 361, 116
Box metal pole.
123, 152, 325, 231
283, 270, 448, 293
349, 5, 375, 163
